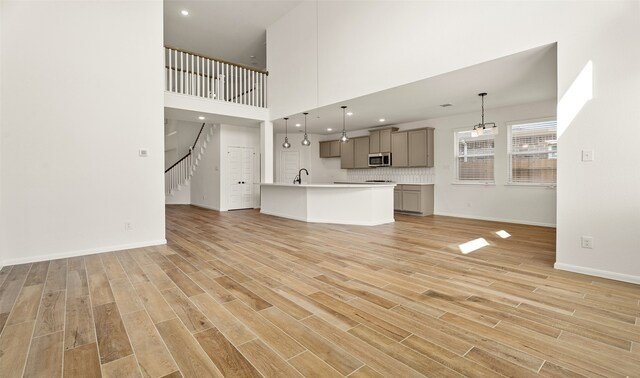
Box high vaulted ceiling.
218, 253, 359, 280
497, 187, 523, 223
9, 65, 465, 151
273, 43, 557, 134
164, 0, 301, 70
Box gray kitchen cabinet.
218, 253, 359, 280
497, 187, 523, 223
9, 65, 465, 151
402, 190, 421, 212
380, 128, 393, 153
340, 139, 354, 169
354, 136, 370, 169
393, 189, 403, 211
370, 128, 397, 153
369, 131, 380, 153
393, 184, 434, 216
408, 128, 434, 167
391, 132, 408, 167
320, 140, 340, 158
330, 140, 341, 157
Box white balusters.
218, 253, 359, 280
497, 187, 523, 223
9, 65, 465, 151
164, 47, 267, 108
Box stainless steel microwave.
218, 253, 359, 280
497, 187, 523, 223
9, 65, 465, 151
368, 153, 391, 167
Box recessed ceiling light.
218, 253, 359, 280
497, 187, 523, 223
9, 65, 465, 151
295, 123, 301, 127
327, 128, 332, 131
440, 103, 453, 107
198, 116, 205, 120
379, 118, 385, 122
181, 10, 189, 16
346, 112, 353, 116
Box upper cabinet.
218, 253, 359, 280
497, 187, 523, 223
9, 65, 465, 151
369, 128, 398, 153
319, 140, 341, 158
340, 139, 355, 169
354, 137, 370, 168
391, 127, 434, 167
335, 126, 433, 169
391, 132, 408, 167
408, 128, 434, 167
341, 136, 370, 169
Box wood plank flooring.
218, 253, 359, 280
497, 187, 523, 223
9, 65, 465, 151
0, 205, 639, 377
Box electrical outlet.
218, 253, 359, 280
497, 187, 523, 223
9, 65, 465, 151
581, 235, 593, 249
124, 222, 133, 231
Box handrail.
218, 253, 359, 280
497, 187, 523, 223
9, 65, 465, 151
164, 123, 206, 173
164, 45, 268, 75
165, 152, 191, 173
192, 123, 206, 150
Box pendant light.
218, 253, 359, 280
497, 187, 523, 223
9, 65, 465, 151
471, 93, 498, 137
282, 117, 291, 149
339, 106, 349, 143
301, 112, 311, 146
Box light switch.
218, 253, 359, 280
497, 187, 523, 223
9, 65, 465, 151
581, 150, 594, 162
139, 149, 149, 157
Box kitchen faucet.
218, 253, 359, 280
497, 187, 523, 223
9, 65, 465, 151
293, 168, 309, 184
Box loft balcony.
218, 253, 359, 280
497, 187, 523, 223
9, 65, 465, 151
164, 47, 269, 119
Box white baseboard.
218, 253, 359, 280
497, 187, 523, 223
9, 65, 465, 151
190, 203, 221, 211
260, 210, 395, 226
554, 262, 640, 285
434, 212, 556, 228
2, 239, 167, 266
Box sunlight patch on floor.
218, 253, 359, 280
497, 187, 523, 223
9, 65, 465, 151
458, 238, 489, 254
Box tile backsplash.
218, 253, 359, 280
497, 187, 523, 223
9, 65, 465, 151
346, 167, 435, 184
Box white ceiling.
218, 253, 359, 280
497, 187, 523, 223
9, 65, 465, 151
164, 0, 301, 70
274, 43, 557, 135
164, 107, 261, 128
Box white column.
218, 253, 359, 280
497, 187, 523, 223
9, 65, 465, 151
260, 120, 274, 183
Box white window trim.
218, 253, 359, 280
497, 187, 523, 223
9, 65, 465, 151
452, 127, 496, 185
506, 117, 557, 185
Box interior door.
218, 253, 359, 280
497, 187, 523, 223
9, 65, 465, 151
241, 148, 254, 208
228, 147, 243, 209
228, 146, 254, 210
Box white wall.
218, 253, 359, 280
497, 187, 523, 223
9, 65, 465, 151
190, 124, 261, 211
429, 100, 557, 226
164, 119, 202, 170
268, 1, 640, 282
191, 125, 221, 210
273, 132, 346, 184
0, 0, 3, 265
165, 182, 191, 205
0, 1, 165, 265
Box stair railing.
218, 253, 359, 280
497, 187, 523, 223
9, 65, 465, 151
164, 46, 268, 108
165, 123, 207, 195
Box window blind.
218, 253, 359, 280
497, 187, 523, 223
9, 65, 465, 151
509, 120, 557, 184
455, 130, 495, 182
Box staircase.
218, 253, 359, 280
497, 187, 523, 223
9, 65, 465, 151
165, 123, 213, 196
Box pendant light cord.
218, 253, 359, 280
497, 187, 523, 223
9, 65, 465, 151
481, 95, 485, 126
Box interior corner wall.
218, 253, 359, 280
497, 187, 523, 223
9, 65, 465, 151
431, 100, 557, 227
191, 125, 221, 210
0, 1, 165, 265
267, 1, 640, 282
0, 0, 3, 266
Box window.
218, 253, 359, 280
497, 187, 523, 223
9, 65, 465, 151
455, 129, 495, 183
508, 119, 557, 184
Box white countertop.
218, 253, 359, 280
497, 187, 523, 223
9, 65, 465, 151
261, 183, 396, 188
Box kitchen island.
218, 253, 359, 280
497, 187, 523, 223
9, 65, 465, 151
260, 183, 395, 226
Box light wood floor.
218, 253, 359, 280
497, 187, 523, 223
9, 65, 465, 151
0, 206, 639, 377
